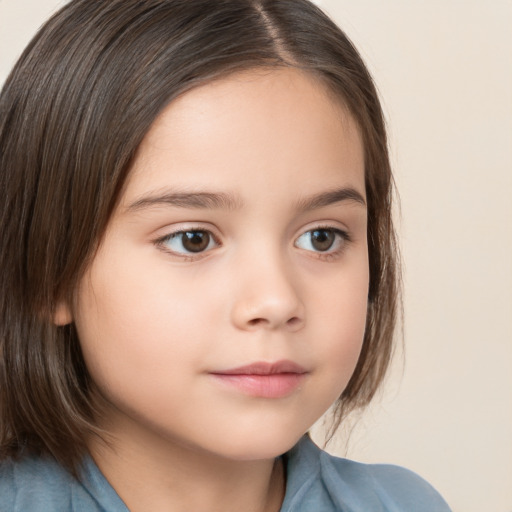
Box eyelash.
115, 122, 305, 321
154, 227, 221, 262
295, 226, 351, 261
154, 226, 351, 261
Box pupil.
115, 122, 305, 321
183, 231, 209, 252
311, 230, 334, 251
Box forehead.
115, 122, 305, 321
121, 67, 365, 208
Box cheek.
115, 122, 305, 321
71, 249, 230, 400
309, 261, 369, 389
72, 258, 218, 399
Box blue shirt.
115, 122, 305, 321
0, 436, 451, 511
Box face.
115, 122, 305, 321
66, 68, 369, 461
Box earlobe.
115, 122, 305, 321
53, 301, 73, 326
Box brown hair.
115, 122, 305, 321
0, 0, 399, 473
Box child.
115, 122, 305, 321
0, 0, 452, 510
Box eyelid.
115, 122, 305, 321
294, 224, 352, 259
151, 221, 352, 261
295, 222, 352, 242
153, 224, 222, 260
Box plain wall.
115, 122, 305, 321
1, 1, 511, 511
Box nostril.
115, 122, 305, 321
247, 316, 302, 328
248, 318, 266, 326
287, 317, 301, 327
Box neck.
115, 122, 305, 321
87, 420, 286, 512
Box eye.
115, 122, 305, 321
158, 229, 219, 255
295, 227, 348, 253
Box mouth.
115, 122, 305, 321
209, 360, 308, 398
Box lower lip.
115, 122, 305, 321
211, 373, 306, 398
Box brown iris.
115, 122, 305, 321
181, 231, 211, 252
310, 229, 335, 251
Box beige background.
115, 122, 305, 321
1, 1, 511, 511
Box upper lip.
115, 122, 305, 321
211, 360, 307, 375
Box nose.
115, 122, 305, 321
230, 254, 305, 332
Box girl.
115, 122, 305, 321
0, 0, 451, 510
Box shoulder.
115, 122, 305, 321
0, 453, 124, 512
322, 452, 452, 511
0, 454, 74, 511
284, 436, 452, 511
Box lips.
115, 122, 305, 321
210, 360, 307, 398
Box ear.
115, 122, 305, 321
53, 301, 73, 326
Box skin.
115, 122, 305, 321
57, 68, 369, 511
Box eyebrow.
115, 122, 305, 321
295, 187, 366, 211
126, 191, 242, 212
125, 186, 366, 213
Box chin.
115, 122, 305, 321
208, 428, 307, 462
